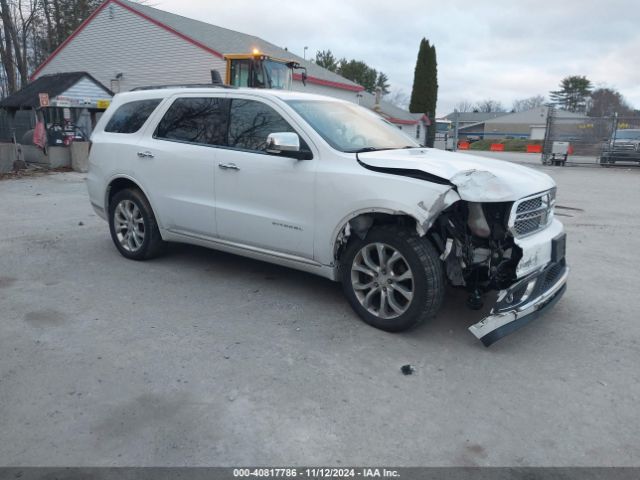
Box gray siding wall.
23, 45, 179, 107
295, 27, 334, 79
60, 76, 111, 99
34, 2, 226, 91
34, 2, 361, 103
484, 122, 531, 139
396, 124, 425, 144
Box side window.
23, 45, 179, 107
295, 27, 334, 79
228, 98, 307, 152
229, 60, 251, 87
155, 97, 230, 145
105, 99, 161, 134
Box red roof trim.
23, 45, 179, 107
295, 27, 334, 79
111, 0, 224, 58
30, 0, 225, 80
30, 0, 361, 94
293, 73, 365, 92
387, 117, 419, 125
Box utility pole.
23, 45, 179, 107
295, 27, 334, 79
453, 109, 459, 152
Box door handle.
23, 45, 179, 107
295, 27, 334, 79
137, 151, 154, 158
218, 162, 240, 170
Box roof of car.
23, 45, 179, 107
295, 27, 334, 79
112, 86, 348, 104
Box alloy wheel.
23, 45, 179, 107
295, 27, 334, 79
350, 242, 414, 319
113, 199, 145, 252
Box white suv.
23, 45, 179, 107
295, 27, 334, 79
87, 86, 568, 346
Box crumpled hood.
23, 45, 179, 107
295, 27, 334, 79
358, 148, 556, 202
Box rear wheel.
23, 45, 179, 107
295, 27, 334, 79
109, 188, 165, 260
340, 226, 445, 332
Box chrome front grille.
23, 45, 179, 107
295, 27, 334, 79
511, 189, 555, 237
612, 143, 637, 152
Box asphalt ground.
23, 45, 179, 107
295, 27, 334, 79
1, 156, 639, 466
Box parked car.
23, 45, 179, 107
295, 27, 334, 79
600, 129, 640, 165
87, 87, 568, 346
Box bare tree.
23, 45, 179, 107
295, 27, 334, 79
387, 88, 410, 110
475, 99, 506, 113
0, 0, 103, 96
512, 94, 545, 112
588, 88, 634, 117
0, 0, 19, 93
454, 100, 474, 113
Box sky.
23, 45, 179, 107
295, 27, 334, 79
151, 0, 640, 116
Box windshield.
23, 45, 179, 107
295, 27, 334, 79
264, 60, 292, 90
615, 130, 640, 140
286, 100, 420, 153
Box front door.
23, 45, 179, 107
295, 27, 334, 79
214, 97, 316, 258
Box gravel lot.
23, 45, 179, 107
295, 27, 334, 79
1, 157, 639, 466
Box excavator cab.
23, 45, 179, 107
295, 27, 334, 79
224, 51, 307, 89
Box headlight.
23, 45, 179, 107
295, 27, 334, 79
467, 203, 491, 238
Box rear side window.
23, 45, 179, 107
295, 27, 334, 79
155, 97, 230, 145
105, 99, 161, 134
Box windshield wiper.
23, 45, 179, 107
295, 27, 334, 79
347, 147, 388, 153
348, 146, 418, 154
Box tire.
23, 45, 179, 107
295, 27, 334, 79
108, 188, 165, 260
340, 226, 445, 332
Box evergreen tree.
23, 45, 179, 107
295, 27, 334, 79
409, 38, 438, 147
549, 75, 592, 112
337, 59, 378, 93
314, 50, 338, 72
375, 72, 390, 96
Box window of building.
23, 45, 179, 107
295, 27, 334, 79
416, 123, 421, 139
155, 97, 230, 145
228, 98, 304, 152
105, 99, 161, 134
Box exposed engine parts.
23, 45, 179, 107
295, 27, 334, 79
430, 200, 523, 301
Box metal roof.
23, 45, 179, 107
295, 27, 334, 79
0, 71, 112, 110
357, 91, 420, 124
443, 111, 508, 123
117, 0, 363, 92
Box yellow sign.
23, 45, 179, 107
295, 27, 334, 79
96, 99, 111, 109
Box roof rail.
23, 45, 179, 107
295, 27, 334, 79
131, 84, 237, 91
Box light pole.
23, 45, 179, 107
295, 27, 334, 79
303, 46, 308, 60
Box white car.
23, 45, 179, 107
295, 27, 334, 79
87, 86, 568, 346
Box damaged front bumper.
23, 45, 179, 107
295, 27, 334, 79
469, 259, 569, 347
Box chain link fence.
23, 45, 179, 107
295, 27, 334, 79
0, 110, 35, 143
542, 107, 640, 167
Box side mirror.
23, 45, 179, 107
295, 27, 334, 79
266, 132, 312, 160
266, 132, 299, 153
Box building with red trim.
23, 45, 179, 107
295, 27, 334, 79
31, 0, 427, 142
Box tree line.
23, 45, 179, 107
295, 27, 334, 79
455, 75, 637, 117
314, 49, 390, 96
0, 0, 102, 97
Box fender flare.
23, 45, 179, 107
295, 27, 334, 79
329, 207, 428, 260
104, 174, 163, 228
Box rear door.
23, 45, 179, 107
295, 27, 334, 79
136, 94, 229, 237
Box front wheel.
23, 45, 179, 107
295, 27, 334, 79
340, 226, 445, 332
599, 156, 614, 167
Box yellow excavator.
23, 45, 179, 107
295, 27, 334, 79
212, 49, 307, 90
